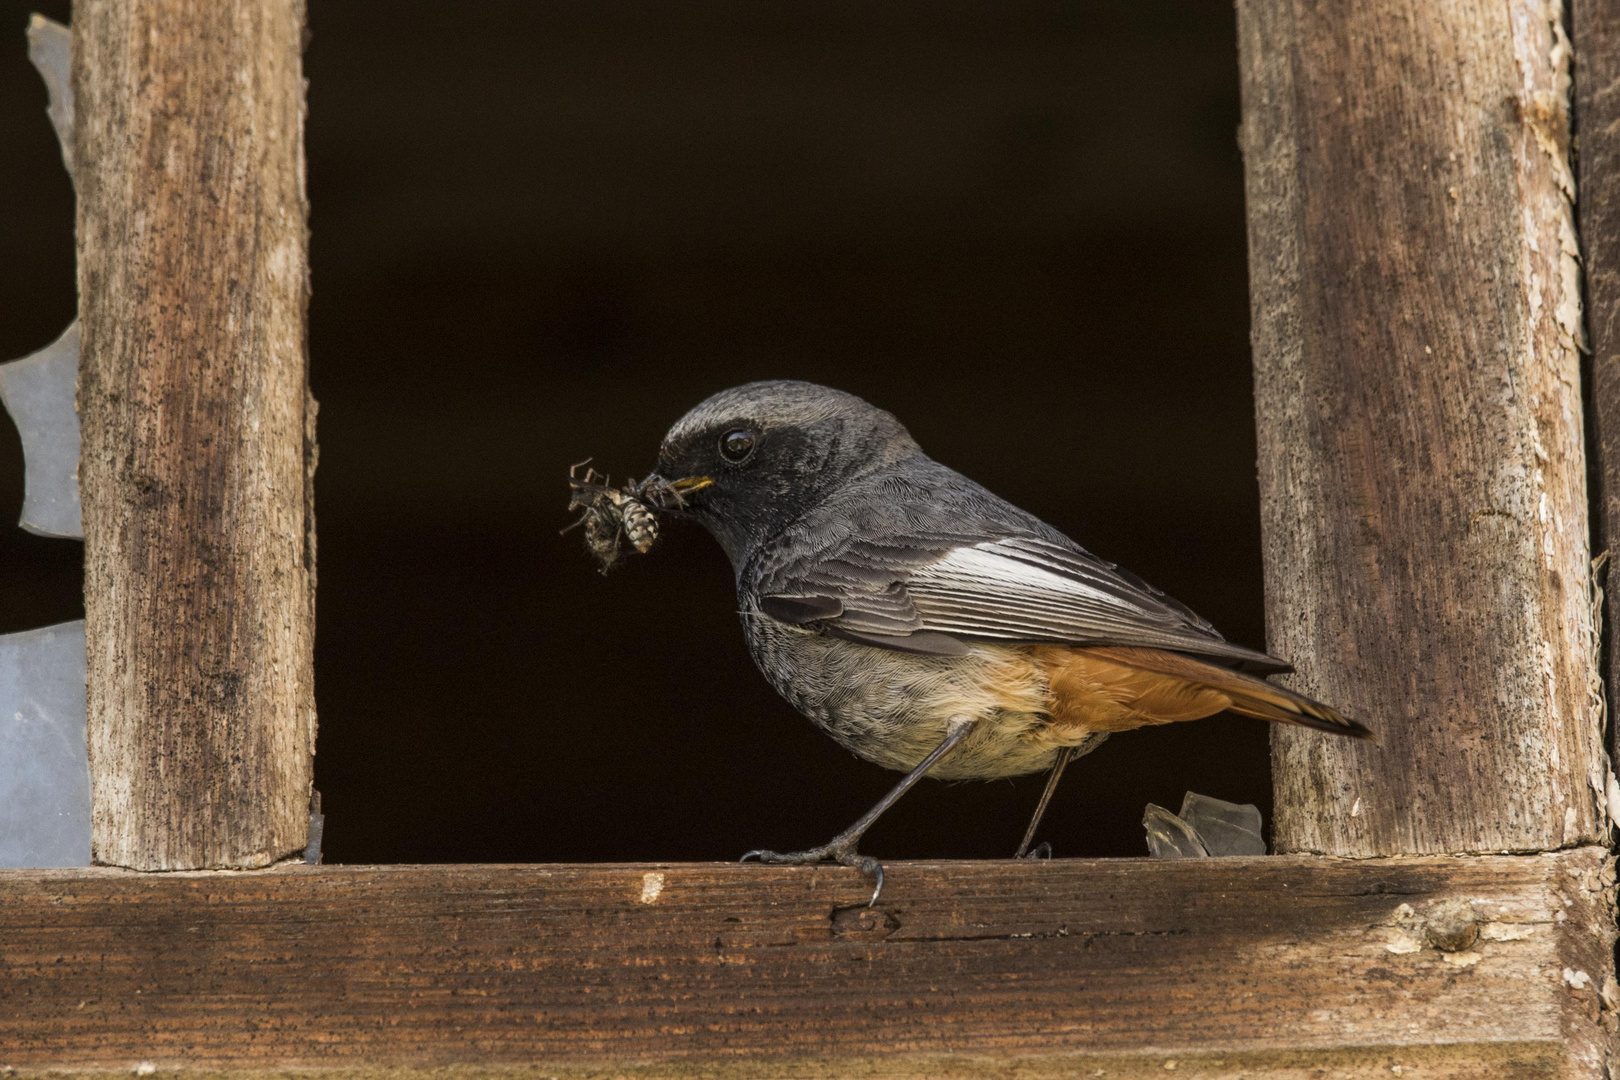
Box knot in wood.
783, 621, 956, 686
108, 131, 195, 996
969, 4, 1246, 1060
1422, 899, 1479, 952
830, 904, 900, 941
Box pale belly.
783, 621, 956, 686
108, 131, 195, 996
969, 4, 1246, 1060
742, 609, 1108, 780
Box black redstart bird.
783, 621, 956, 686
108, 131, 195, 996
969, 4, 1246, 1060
648, 380, 1370, 900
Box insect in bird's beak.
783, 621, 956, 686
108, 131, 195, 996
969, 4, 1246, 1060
563, 466, 714, 572
639, 473, 713, 510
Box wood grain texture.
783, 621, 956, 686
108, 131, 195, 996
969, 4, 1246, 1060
1237, 0, 1607, 856
73, 0, 316, 869
1574, 0, 1620, 769
0, 854, 1615, 1077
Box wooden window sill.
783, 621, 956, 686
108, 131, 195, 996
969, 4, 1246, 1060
1, 850, 1613, 1077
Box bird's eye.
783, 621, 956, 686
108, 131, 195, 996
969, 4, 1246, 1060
719, 428, 756, 463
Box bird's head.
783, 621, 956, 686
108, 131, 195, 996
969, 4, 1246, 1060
651, 380, 921, 568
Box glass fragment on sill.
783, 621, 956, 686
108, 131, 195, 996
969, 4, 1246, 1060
0, 621, 90, 868
1181, 791, 1266, 855
305, 790, 324, 864
1144, 792, 1267, 859
1143, 802, 1208, 858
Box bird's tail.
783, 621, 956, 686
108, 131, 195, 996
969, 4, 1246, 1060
1094, 645, 1373, 739
1034, 644, 1375, 740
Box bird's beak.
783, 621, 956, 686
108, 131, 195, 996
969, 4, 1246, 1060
641, 473, 713, 512
666, 476, 714, 496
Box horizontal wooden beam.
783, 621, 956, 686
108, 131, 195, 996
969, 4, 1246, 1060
0, 852, 1614, 1077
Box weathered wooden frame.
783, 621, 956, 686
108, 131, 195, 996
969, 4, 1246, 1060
1, 854, 1614, 1076
5, 0, 1620, 1076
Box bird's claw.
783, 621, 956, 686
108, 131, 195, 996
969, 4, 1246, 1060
739, 847, 797, 864
1018, 841, 1054, 860
740, 843, 886, 906
739, 842, 844, 866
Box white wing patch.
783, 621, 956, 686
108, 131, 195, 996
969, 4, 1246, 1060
902, 538, 1223, 650
766, 527, 1281, 666
910, 542, 1131, 612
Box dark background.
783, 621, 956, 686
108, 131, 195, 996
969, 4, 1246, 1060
0, 1, 1266, 863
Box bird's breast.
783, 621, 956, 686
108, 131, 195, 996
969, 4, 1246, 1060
740, 605, 1105, 780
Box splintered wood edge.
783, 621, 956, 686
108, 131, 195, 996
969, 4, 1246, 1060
0, 850, 1614, 1079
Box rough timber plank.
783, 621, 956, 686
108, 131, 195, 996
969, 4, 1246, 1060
1237, 0, 1605, 857
74, 0, 317, 870
0, 853, 1613, 1077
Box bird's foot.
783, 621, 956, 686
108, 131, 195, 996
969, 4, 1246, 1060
742, 841, 886, 905
1016, 841, 1054, 860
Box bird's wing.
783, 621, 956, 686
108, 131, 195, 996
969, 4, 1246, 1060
757, 531, 1287, 671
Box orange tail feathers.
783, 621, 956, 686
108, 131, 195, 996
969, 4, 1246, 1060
1030, 644, 1375, 741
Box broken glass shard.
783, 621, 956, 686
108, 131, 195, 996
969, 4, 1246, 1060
0, 16, 89, 869
0, 321, 83, 539
26, 14, 73, 177
1142, 802, 1208, 859
1144, 792, 1268, 859
1179, 791, 1267, 856
7, 16, 82, 539
0, 620, 89, 868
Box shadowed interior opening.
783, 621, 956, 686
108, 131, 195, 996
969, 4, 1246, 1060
0, 0, 1265, 863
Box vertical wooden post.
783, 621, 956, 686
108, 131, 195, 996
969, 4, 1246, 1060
73, 0, 316, 869
1575, 0, 1620, 770
1236, 0, 1609, 856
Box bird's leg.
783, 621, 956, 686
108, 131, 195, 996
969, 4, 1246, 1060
1014, 745, 1075, 859
742, 714, 978, 905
